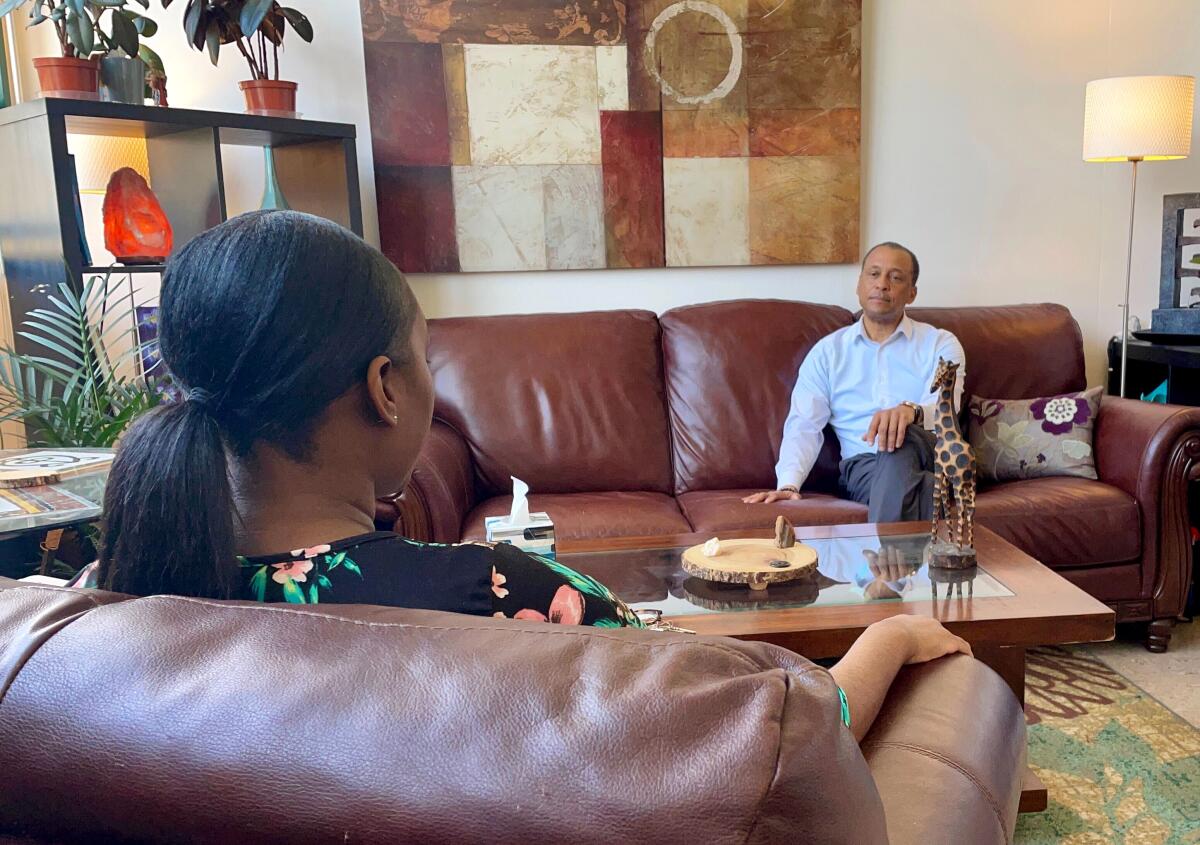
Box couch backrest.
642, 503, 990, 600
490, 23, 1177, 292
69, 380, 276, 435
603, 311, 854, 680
663, 301, 1087, 494
425, 301, 1086, 498
428, 310, 674, 496
0, 579, 888, 845
907, 304, 1086, 400
661, 300, 855, 495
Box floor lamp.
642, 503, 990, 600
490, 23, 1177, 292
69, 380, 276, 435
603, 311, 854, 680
1083, 75, 1195, 398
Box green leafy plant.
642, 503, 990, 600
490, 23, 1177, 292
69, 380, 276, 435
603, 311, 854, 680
167, 0, 312, 80
0, 274, 164, 448
0, 0, 159, 60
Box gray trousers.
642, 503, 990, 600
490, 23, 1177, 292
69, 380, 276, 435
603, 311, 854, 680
839, 424, 937, 523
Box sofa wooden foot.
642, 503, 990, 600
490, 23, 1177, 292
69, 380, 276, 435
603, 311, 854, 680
1146, 618, 1175, 653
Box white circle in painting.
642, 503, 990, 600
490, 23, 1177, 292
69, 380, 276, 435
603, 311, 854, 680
645, 1, 744, 106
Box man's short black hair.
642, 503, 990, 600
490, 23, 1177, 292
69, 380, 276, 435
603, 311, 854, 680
862, 241, 919, 284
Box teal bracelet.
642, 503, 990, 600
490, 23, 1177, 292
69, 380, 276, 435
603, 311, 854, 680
837, 686, 852, 729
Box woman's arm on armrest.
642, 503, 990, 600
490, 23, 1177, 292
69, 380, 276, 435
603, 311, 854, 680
831, 616, 972, 742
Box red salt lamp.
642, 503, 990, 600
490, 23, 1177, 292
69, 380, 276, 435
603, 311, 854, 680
102, 167, 173, 264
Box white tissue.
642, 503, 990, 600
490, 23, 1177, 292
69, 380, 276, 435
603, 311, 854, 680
503, 476, 531, 527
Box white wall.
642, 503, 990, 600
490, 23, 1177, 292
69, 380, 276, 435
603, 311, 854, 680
15, 0, 1200, 387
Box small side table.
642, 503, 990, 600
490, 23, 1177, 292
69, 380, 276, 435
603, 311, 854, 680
1107, 337, 1200, 404
0, 449, 113, 576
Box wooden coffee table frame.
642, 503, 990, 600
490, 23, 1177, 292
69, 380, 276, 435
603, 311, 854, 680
560, 521, 1117, 814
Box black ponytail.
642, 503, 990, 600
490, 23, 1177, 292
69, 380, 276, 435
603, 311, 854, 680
100, 401, 237, 598
97, 210, 417, 598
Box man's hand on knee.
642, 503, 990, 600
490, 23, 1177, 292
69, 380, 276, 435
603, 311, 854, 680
863, 403, 918, 452
742, 489, 803, 504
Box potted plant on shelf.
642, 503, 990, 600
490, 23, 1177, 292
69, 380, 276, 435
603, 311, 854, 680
165, 0, 312, 116
0, 0, 160, 100
98, 9, 163, 104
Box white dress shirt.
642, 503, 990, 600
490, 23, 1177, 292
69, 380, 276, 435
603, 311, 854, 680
775, 315, 966, 490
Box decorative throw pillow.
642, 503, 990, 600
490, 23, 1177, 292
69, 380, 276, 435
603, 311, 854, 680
968, 387, 1102, 482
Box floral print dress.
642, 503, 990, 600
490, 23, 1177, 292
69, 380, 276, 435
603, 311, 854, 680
237, 532, 644, 628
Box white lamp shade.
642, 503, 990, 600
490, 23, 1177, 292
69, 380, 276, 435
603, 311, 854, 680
1083, 75, 1195, 162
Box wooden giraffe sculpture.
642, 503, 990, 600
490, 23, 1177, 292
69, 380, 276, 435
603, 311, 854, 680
929, 357, 977, 560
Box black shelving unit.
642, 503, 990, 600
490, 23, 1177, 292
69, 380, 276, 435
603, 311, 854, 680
1107, 337, 1200, 405
0, 97, 362, 362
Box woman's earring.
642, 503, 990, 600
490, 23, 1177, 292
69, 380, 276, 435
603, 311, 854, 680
393, 415, 399, 421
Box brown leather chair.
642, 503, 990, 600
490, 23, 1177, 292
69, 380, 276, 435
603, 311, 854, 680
382, 300, 1200, 651
0, 579, 1026, 844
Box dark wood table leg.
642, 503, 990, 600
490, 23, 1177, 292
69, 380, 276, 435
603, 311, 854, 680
1019, 769, 1048, 813
974, 646, 1047, 814
975, 645, 1026, 703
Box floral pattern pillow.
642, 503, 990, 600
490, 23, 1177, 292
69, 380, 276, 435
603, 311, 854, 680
968, 387, 1102, 482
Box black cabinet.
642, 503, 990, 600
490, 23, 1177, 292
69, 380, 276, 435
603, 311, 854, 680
1107, 338, 1200, 406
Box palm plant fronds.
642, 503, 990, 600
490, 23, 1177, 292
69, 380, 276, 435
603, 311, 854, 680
0, 273, 166, 448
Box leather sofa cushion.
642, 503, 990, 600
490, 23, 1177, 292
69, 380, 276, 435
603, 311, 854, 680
461, 491, 692, 542
974, 477, 1140, 569
660, 300, 853, 495
1056, 561, 1145, 604
907, 304, 1086, 401
0, 580, 889, 844
679, 489, 868, 533
429, 310, 674, 497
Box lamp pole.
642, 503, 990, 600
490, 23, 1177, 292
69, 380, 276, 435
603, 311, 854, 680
1083, 75, 1195, 398
1119, 157, 1140, 399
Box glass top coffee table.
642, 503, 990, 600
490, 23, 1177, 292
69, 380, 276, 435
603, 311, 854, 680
559, 522, 1115, 698
560, 522, 1115, 815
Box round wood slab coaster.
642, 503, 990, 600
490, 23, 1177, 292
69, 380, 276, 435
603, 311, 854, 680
681, 539, 819, 591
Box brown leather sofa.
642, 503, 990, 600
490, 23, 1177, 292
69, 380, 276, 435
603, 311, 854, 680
0, 578, 1026, 844
383, 300, 1200, 650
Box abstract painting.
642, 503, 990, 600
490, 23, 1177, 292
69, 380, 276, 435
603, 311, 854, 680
361, 0, 861, 272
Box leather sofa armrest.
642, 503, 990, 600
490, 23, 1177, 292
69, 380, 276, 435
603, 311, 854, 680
1095, 398, 1200, 621
377, 420, 477, 543
861, 655, 1026, 845
1094, 397, 1200, 501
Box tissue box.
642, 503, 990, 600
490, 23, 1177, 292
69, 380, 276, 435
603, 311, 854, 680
485, 512, 556, 559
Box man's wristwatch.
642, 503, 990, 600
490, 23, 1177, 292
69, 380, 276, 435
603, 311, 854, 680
900, 401, 923, 426
779, 485, 799, 494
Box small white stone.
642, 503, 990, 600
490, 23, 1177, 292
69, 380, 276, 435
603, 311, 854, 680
703, 537, 721, 557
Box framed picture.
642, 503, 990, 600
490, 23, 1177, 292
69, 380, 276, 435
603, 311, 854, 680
1159, 193, 1200, 310
134, 305, 162, 378
134, 304, 180, 400
361, 0, 862, 273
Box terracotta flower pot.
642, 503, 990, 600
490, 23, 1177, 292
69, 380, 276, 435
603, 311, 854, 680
33, 57, 100, 100
239, 79, 298, 117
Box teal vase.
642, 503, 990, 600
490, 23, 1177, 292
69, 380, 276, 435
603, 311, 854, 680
260, 146, 291, 211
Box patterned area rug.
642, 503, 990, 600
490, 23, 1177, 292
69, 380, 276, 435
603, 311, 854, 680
1015, 647, 1200, 844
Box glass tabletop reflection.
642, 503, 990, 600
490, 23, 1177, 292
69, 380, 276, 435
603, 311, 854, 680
559, 529, 1013, 617
0, 449, 112, 540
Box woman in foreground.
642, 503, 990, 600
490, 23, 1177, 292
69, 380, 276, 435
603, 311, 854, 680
94, 210, 970, 740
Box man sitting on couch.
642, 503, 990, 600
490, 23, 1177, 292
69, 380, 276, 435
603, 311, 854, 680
744, 242, 966, 522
